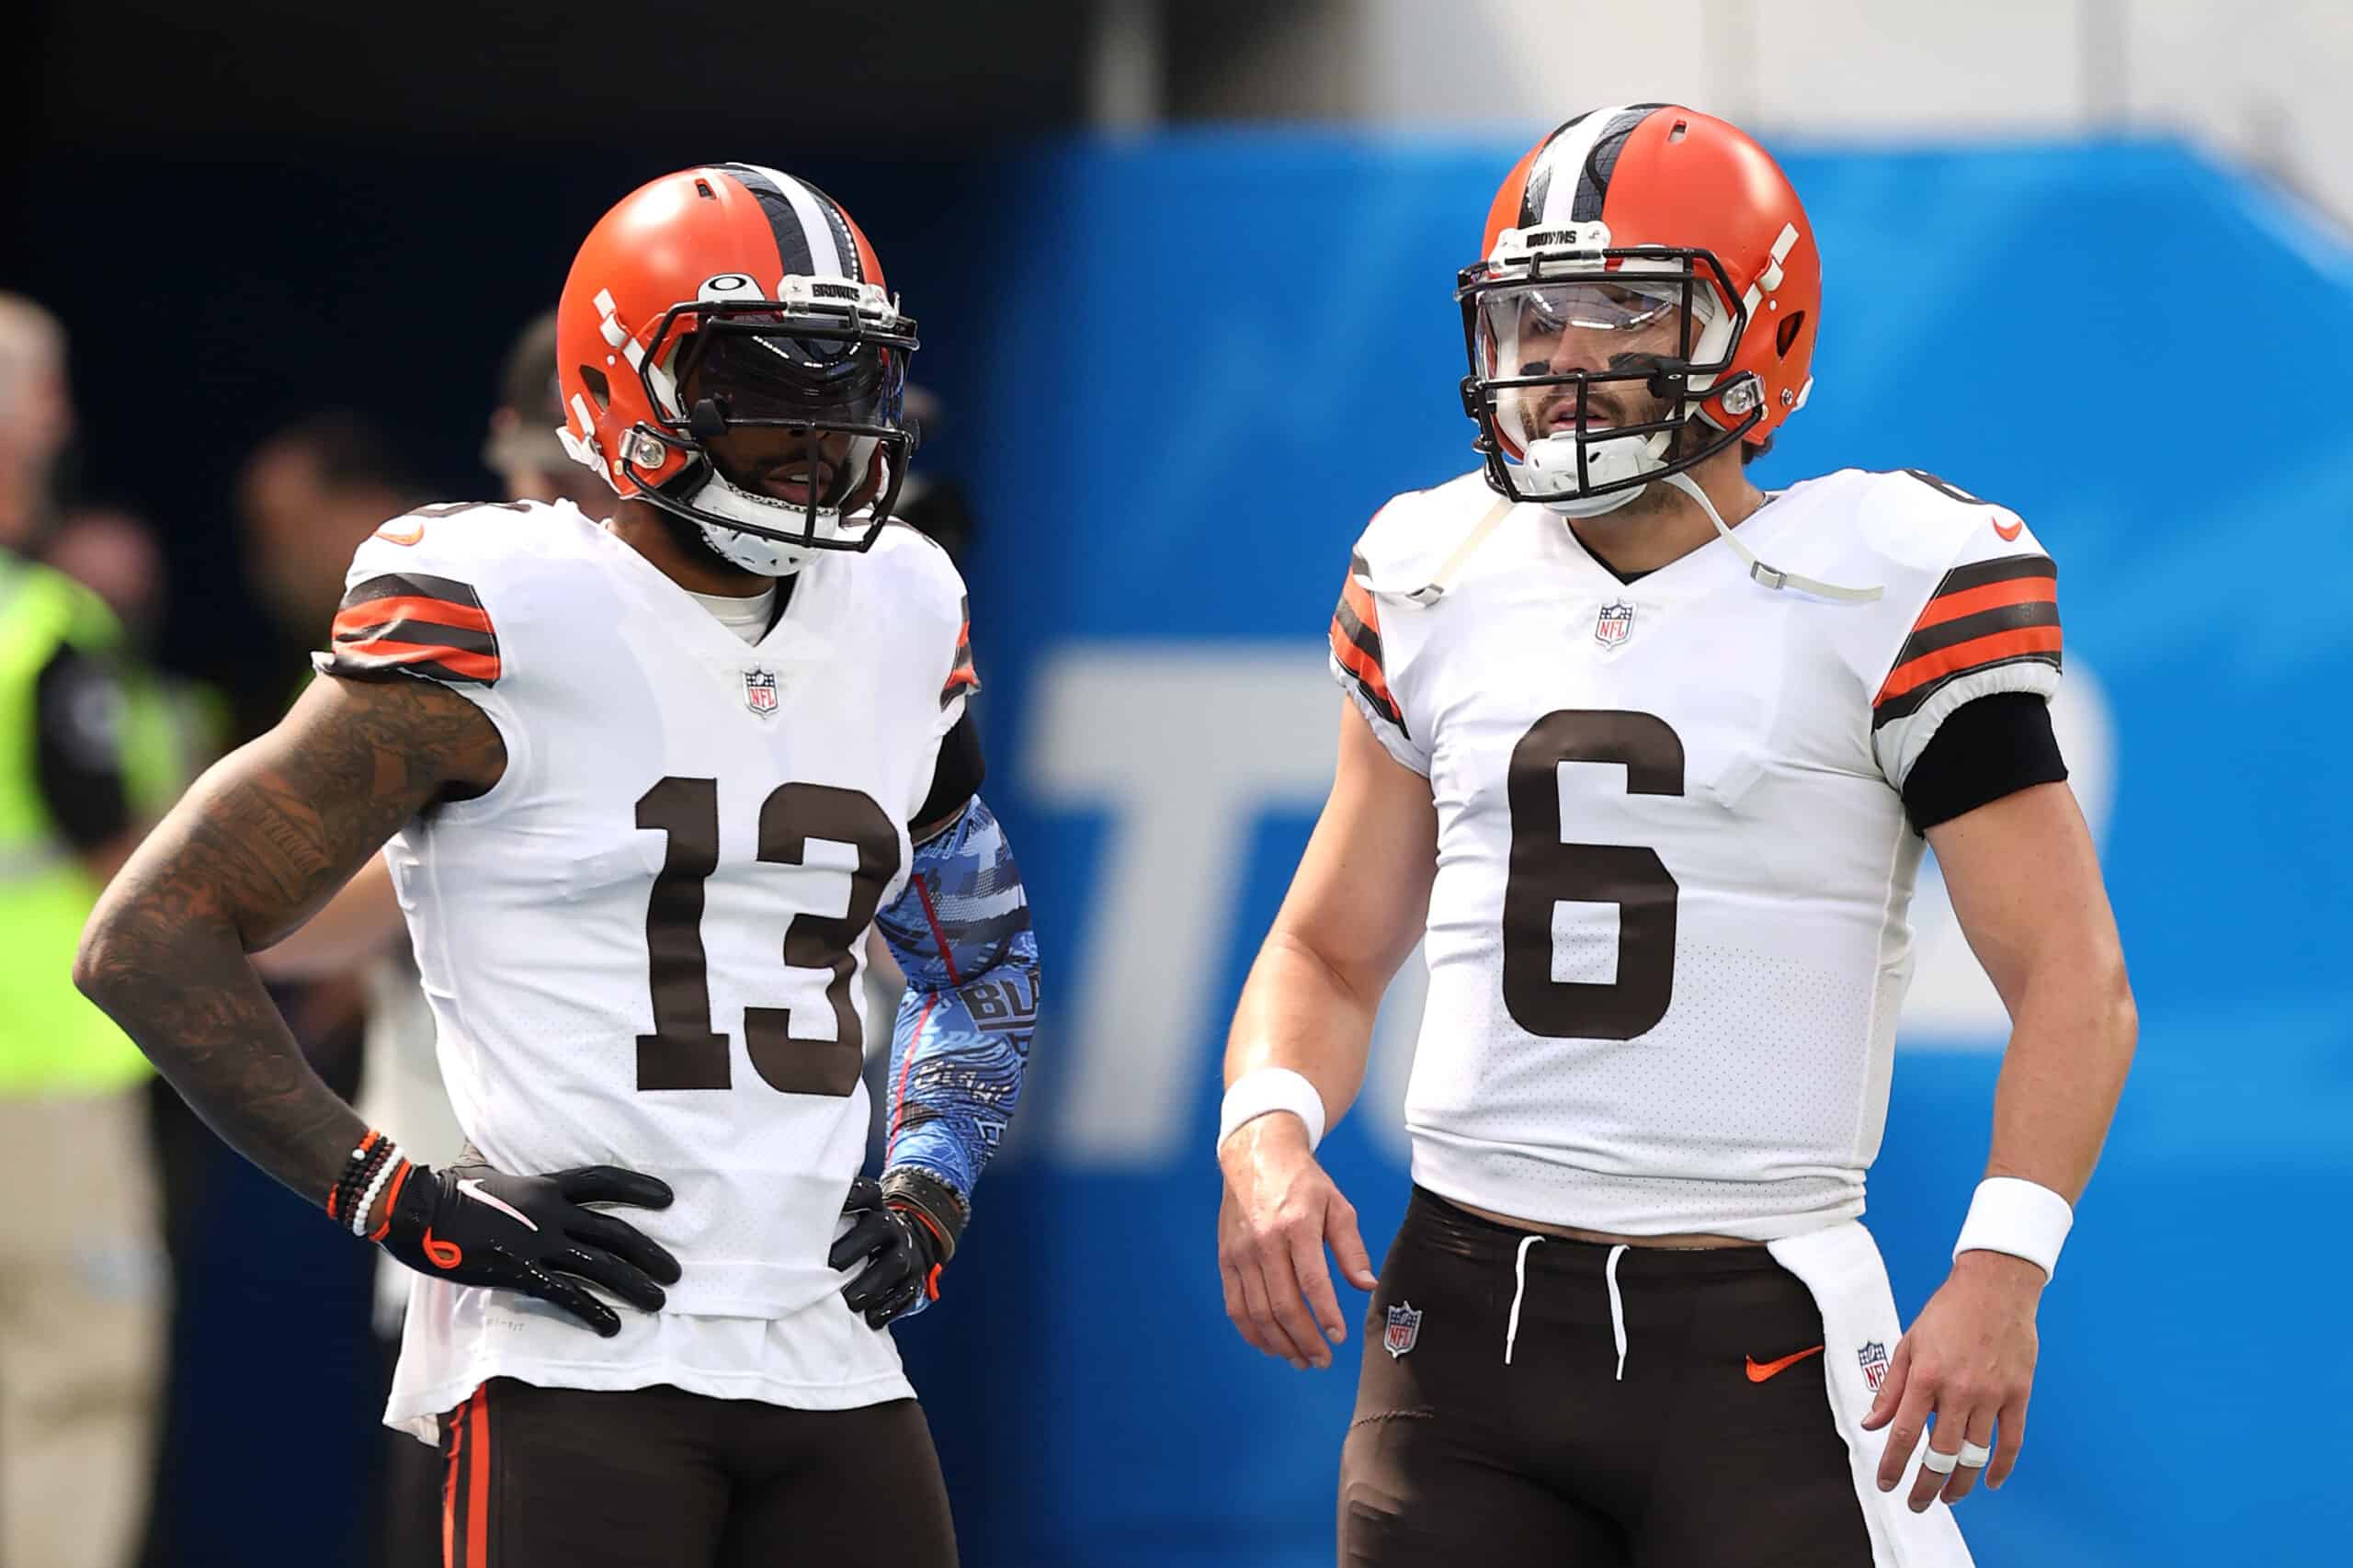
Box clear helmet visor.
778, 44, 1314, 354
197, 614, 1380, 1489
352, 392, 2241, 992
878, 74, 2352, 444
1474, 276, 1708, 460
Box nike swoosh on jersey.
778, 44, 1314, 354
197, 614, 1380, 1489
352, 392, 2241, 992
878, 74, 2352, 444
374, 522, 426, 545
1745, 1345, 1824, 1382
1992, 517, 2023, 541
457, 1177, 539, 1233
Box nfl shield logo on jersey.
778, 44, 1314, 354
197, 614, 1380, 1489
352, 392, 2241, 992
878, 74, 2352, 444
1858, 1340, 1891, 1392
1594, 600, 1636, 649
1383, 1301, 1423, 1359
742, 668, 779, 717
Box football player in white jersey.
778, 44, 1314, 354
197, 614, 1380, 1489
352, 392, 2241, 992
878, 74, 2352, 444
76, 164, 1040, 1567
1214, 107, 2135, 1564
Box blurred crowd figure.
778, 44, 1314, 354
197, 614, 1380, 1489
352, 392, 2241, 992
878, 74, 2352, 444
235, 411, 435, 737
1, 282, 980, 1567
0, 295, 73, 553
0, 294, 169, 1568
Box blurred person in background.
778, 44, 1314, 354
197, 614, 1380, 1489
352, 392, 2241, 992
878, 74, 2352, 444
42, 503, 233, 785
483, 309, 629, 514
40, 505, 163, 627
221, 409, 434, 1081
237, 411, 435, 735
1217, 107, 2135, 1565
0, 294, 175, 1568
888, 385, 976, 562
77, 163, 1039, 1566
0, 293, 74, 554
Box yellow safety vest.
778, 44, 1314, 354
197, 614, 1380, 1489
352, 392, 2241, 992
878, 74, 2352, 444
0, 552, 177, 1096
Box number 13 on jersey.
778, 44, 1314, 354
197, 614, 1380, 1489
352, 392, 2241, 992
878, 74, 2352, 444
634, 776, 901, 1096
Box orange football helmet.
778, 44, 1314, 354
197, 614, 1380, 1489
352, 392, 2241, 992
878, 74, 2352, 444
555, 163, 917, 574
1458, 106, 1820, 517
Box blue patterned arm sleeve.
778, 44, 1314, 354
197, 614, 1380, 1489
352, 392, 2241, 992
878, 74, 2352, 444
873, 795, 1040, 1214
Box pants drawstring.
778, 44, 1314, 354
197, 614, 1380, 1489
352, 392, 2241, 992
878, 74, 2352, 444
1605, 1244, 1629, 1381
1503, 1234, 1541, 1365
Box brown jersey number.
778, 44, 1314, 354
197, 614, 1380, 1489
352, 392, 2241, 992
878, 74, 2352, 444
632, 777, 900, 1096
1502, 710, 1683, 1040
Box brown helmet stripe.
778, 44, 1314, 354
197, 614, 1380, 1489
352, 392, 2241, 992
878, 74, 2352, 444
1522, 104, 1672, 226
715, 163, 856, 281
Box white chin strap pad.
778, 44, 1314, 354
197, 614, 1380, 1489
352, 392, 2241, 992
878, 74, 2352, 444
680, 440, 890, 579
697, 519, 813, 577
1523, 430, 1668, 518
688, 473, 819, 576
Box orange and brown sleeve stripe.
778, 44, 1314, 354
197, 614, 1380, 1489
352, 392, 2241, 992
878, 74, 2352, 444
324, 572, 501, 687
940, 595, 981, 709
1331, 559, 1406, 736
1873, 554, 2059, 728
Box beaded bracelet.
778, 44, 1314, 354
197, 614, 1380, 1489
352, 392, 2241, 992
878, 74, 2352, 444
327, 1130, 401, 1233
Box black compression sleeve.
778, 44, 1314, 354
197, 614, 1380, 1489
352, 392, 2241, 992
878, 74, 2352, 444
914, 711, 986, 831
32, 646, 134, 851
1901, 691, 2067, 833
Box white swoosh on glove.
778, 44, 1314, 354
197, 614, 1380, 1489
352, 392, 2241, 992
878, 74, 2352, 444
456, 1177, 540, 1233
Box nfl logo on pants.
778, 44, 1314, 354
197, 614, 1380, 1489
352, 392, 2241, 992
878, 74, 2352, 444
743, 668, 779, 716
1383, 1302, 1422, 1359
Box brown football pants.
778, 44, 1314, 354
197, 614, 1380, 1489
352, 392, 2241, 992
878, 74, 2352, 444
1339, 1187, 1878, 1567
436, 1379, 955, 1568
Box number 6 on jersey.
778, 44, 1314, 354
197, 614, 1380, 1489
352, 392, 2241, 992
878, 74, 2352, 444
1502, 710, 1685, 1040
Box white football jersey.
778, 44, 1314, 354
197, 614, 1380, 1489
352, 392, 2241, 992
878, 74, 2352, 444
315, 499, 974, 1431
1330, 467, 2062, 1240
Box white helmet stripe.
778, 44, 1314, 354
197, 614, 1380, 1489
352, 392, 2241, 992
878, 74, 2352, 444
733, 163, 851, 280
1529, 104, 1665, 226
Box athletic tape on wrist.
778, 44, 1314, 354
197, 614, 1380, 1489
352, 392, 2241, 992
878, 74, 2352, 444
1217, 1067, 1328, 1153
1952, 1176, 2073, 1278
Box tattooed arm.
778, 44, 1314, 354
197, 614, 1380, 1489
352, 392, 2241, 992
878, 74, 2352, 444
73, 672, 506, 1209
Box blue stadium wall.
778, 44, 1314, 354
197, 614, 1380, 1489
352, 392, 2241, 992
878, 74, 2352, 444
895, 134, 2353, 1568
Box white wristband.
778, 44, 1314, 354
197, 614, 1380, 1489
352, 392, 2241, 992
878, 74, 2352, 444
1217, 1067, 1328, 1153
1952, 1176, 2074, 1278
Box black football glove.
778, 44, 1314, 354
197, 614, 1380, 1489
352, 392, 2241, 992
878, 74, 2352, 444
381, 1160, 682, 1338
829, 1169, 965, 1330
